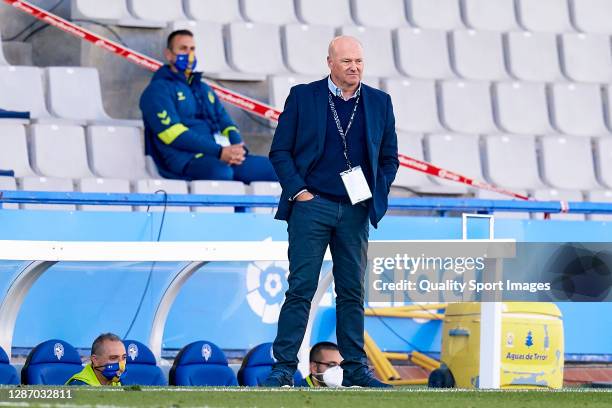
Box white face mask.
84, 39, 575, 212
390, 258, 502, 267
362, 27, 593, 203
322, 365, 343, 388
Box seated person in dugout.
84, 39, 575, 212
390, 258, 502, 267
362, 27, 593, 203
140, 29, 278, 183
66, 333, 127, 386
297, 341, 344, 387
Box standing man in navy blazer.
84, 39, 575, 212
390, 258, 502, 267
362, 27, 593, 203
263, 36, 399, 388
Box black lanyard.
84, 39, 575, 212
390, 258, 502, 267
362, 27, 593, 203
328, 91, 360, 170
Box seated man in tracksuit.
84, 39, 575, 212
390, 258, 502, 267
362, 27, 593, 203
66, 333, 126, 386
140, 29, 277, 183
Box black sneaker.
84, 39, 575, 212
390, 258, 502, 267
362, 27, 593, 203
260, 369, 294, 387
342, 371, 393, 388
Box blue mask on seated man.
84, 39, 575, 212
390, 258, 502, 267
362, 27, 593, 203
94, 361, 126, 382
174, 52, 198, 73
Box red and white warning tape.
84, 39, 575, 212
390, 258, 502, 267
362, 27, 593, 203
4, 0, 528, 201
2, 0, 281, 121
398, 154, 530, 200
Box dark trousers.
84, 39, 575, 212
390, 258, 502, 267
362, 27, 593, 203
272, 195, 370, 377
183, 154, 278, 183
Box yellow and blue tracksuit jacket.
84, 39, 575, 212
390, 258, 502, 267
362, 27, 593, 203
139, 65, 242, 178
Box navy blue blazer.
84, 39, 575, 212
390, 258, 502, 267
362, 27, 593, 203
269, 78, 399, 228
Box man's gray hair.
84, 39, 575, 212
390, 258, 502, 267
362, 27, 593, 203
91, 333, 122, 356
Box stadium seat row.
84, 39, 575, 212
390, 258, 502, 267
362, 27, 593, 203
0, 65, 137, 125
1, 120, 611, 219
0, 340, 296, 386
2, 121, 611, 192
271, 77, 612, 137
1, 63, 611, 140
6, 3, 606, 81
209, 22, 612, 80
70, 0, 612, 34
392, 132, 612, 222
49, 20, 612, 81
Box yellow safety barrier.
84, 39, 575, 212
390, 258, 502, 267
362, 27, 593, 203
365, 304, 447, 319
364, 331, 400, 381
381, 352, 410, 361
364, 304, 447, 385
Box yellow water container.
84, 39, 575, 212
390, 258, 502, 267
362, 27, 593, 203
439, 302, 564, 389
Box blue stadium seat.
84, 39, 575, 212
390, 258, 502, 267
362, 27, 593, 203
169, 341, 238, 386
0, 346, 18, 385
237, 342, 303, 386
121, 340, 167, 386
21, 340, 83, 385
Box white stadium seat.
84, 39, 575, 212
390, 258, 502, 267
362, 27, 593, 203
516, 0, 574, 33
571, 0, 612, 34
240, 0, 298, 25
294, 0, 354, 26
351, 0, 409, 28
183, 0, 244, 23
451, 30, 508, 80
0, 124, 36, 177
268, 75, 320, 110
493, 82, 553, 135
127, 0, 186, 23
531, 189, 585, 221
249, 181, 282, 214
406, 0, 464, 30
539, 135, 600, 190
20, 177, 76, 211
594, 137, 612, 189
461, 0, 520, 31
282, 24, 335, 76
339, 26, 399, 77
87, 126, 149, 180
78, 178, 132, 212
504, 32, 564, 82
394, 28, 454, 79
439, 80, 497, 134
393, 133, 429, 190
135, 179, 190, 212
382, 78, 443, 133
424, 133, 483, 188
45, 67, 112, 123
191, 180, 246, 213
560, 33, 612, 83
226, 22, 287, 77
549, 83, 608, 137
393, 132, 468, 194
483, 134, 543, 189
30, 124, 94, 179
0, 66, 52, 120
145, 156, 162, 179
70, 0, 165, 28
171, 21, 244, 80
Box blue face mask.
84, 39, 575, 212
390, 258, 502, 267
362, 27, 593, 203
174, 52, 197, 73
95, 361, 126, 382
